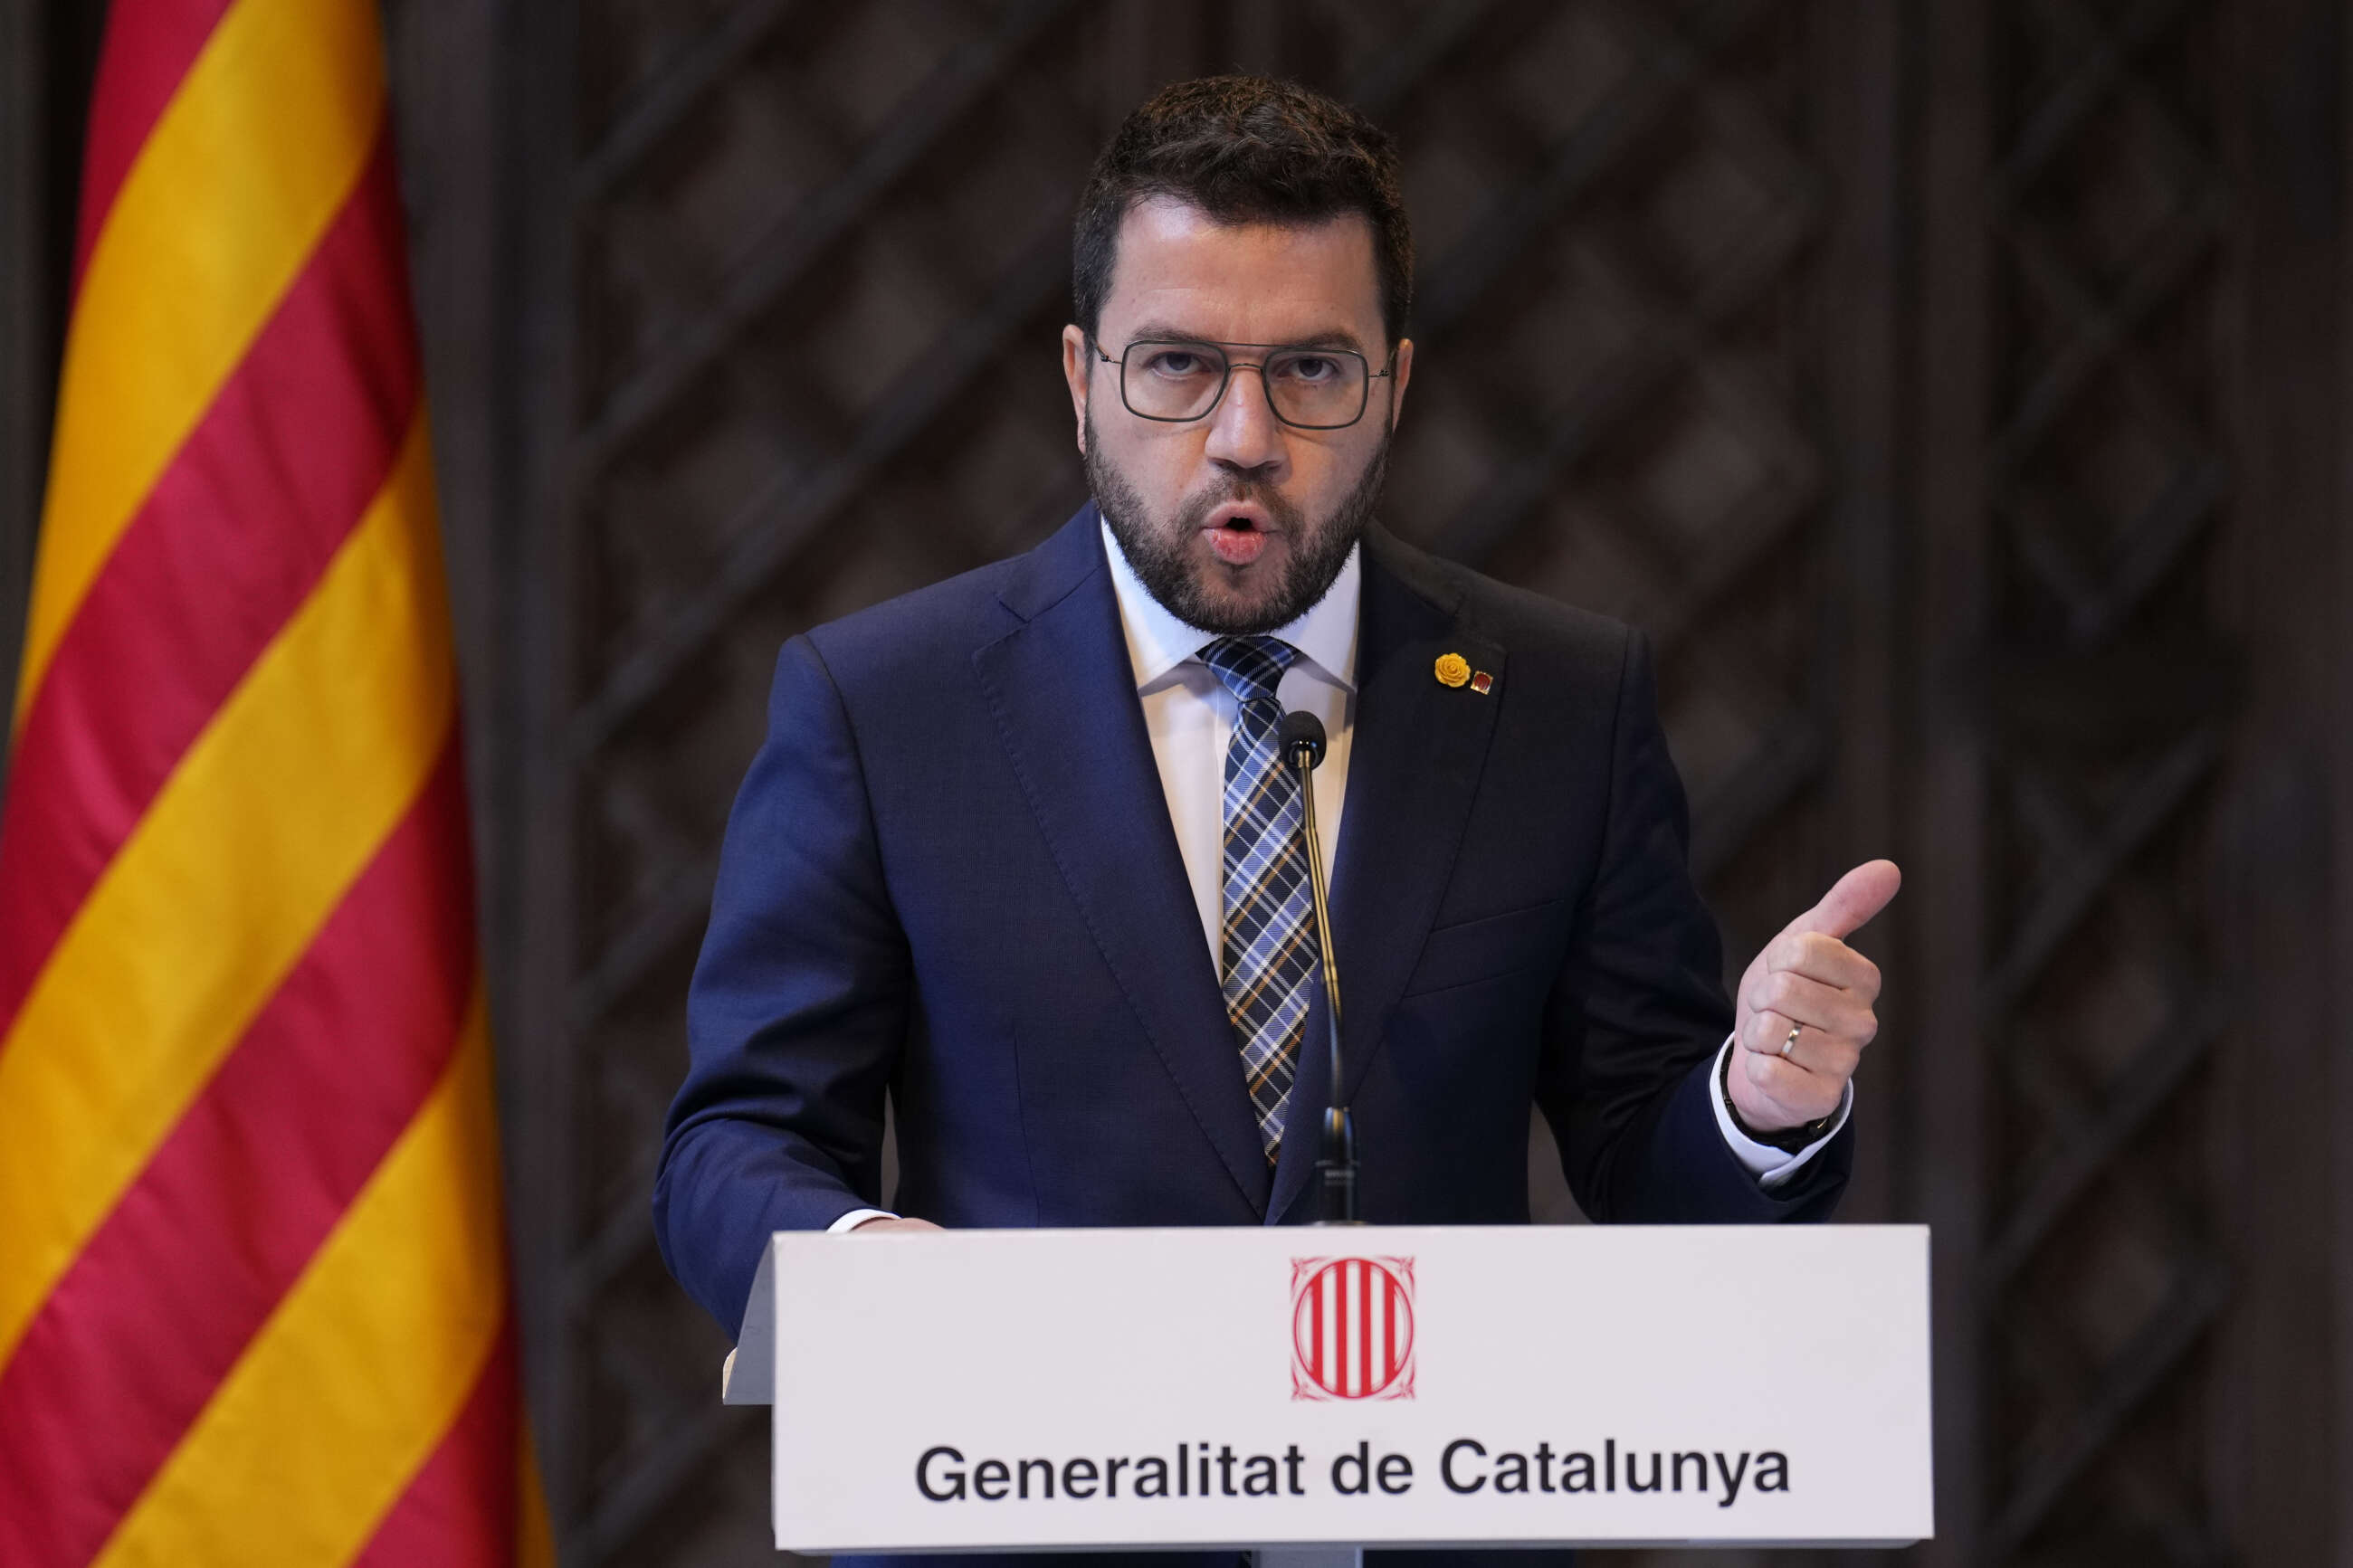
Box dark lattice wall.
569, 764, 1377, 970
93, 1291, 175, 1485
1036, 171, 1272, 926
1972, 2, 2234, 1559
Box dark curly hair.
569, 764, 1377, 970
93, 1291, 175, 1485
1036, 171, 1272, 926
1072, 75, 1413, 352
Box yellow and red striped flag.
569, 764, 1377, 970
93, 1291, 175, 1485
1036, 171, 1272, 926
0, 2, 553, 1564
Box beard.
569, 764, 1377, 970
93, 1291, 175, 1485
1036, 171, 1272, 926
1086, 408, 1389, 636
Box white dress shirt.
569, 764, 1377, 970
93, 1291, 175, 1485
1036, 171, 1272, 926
829, 523, 1845, 1229
1102, 521, 1359, 954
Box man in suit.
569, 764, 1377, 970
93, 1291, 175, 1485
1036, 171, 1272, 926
655, 75, 1895, 1357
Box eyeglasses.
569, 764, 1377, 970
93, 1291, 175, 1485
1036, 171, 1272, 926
1095, 338, 1396, 430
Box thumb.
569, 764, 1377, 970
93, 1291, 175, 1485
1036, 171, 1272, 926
1785, 859, 1902, 941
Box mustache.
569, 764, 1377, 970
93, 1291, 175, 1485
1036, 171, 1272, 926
1176, 475, 1303, 534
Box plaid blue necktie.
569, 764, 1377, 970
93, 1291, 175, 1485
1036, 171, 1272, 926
1199, 636, 1316, 1164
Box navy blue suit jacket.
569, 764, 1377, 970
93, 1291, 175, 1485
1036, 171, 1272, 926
655, 507, 1850, 1337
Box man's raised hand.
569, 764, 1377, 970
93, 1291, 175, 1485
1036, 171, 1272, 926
1728, 860, 1900, 1136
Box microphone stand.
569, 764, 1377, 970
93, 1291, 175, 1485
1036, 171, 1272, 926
1281, 712, 1357, 1225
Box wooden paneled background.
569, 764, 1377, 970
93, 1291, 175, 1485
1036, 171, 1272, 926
6, 2, 2353, 1563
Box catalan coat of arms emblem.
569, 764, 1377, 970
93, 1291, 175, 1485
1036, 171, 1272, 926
1291, 1256, 1415, 1401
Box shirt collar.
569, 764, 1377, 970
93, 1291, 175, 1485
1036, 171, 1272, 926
1100, 518, 1359, 695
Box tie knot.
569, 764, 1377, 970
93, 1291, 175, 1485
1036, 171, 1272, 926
1199, 636, 1299, 709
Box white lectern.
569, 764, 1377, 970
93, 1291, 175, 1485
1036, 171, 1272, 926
726, 1225, 1931, 1554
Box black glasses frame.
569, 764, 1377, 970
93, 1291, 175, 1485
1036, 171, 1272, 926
1094, 337, 1397, 430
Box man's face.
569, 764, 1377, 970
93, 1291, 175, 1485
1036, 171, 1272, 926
1061, 198, 1414, 634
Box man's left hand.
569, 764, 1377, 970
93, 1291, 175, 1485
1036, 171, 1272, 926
1728, 859, 1900, 1136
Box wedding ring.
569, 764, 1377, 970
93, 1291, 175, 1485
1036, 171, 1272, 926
1781, 1024, 1801, 1060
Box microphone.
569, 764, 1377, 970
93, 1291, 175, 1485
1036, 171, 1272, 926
1278, 710, 1358, 1225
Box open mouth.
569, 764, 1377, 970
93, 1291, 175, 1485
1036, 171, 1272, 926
1202, 502, 1277, 567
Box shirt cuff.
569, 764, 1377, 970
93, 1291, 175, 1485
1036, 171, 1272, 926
1709, 1035, 1853, 1189
828, 1208, 898, 1232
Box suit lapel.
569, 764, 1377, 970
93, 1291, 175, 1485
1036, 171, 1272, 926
974, 507, 1272, 1216
1268, 526, 1507, 1224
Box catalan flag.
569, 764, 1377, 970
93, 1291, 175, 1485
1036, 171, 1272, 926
0, 2, 551, 1564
